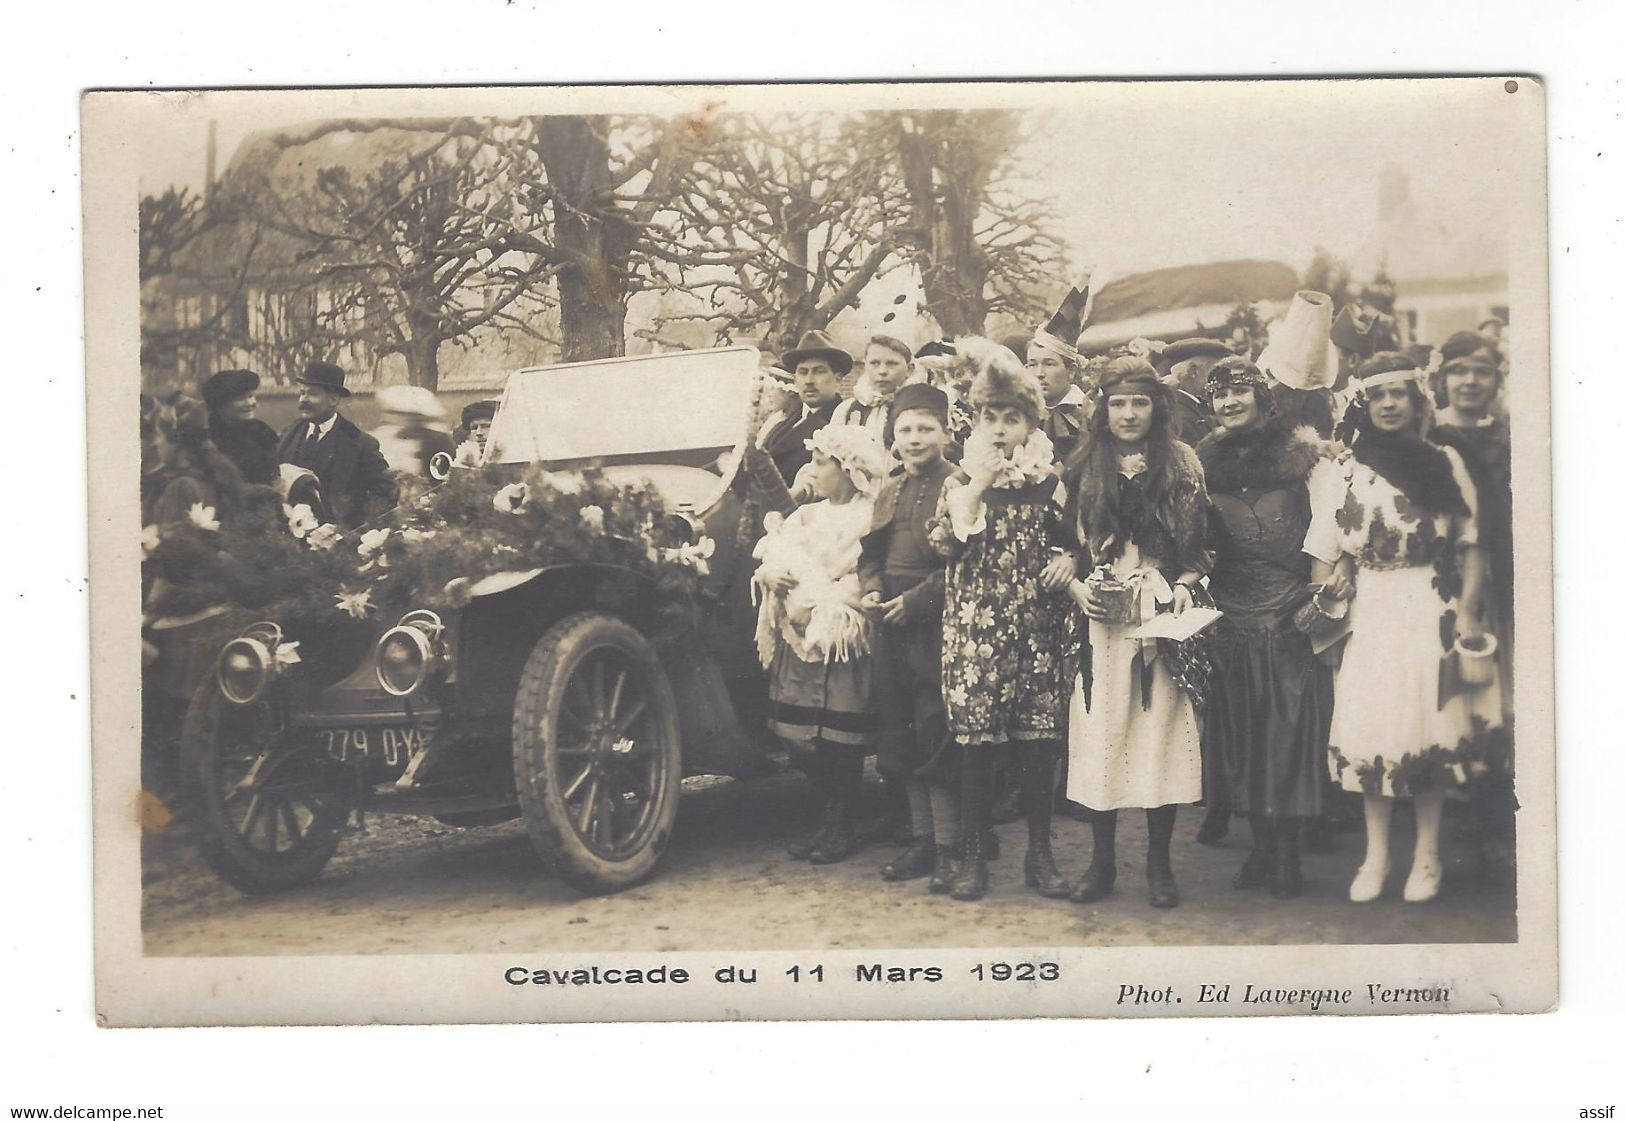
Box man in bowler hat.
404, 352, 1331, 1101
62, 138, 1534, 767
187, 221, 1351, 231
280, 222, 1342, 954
276, 361, 396, 527
1160, 337, 1233, 446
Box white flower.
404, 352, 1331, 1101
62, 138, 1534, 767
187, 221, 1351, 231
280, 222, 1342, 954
357, 527, 392, 558
1118, 451, 1149, 479
273, 641, 302, 671
661, 536, 716, 575
283, 504, 318, 539
453, 439, 484, 467
400, 526, 436, 545
140, 524, 161, 555
306, 523, 341, 551
578, 504, 605, 534
187, 503, 220, 533
493, 481, 530, 514
334, 588, 374, 619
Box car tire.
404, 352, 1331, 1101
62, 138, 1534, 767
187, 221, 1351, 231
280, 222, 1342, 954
178, 685, 349, 894
512, 611, 682, 894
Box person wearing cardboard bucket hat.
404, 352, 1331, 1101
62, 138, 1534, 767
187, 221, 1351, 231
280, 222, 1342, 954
1258, 290, 1339, 437
1326, 352, 1504, 905
200, 368, 279, 486
276, 361, 395, 528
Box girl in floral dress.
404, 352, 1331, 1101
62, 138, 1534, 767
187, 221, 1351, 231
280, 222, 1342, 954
1064, 357, 1212, 909
933, 338, 1080, 901
1329, 353, 1503, 904
754, 425, 889, 864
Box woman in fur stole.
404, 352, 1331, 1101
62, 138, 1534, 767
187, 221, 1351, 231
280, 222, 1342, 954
1064, 356, 1211, 909
1197, 357, 1353, 899
754, 424, 889, 863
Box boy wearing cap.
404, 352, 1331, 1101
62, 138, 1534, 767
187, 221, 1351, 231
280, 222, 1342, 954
858, 383, 963, 885
275, 361, 396, 527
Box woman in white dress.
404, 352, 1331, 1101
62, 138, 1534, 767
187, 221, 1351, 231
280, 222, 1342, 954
1329, 353, 1504, 904
1064, 357, 1212, 908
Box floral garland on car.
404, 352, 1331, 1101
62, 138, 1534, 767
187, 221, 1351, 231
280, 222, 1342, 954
142, 464, 714, 645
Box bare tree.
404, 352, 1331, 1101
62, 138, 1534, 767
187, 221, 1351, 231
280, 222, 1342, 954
139, 185, 263, 380
251, 124, 558, 389
640, 112, 910, 352
888, 109, 1068, 337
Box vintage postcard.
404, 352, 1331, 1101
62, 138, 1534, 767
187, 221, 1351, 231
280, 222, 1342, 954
86, 77, 1554, 1026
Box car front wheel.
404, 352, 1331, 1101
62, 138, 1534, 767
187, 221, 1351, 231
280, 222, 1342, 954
512, 612, 682, 894
178, 687, 351, 894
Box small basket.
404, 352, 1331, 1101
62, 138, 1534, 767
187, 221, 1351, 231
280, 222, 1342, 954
1292, 585, 1349, 640
1453, 632, 1499, 687
1089, 575, 1138, 627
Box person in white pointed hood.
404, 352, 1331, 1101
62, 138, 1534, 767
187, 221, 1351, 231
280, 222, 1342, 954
831, 334, 918, 450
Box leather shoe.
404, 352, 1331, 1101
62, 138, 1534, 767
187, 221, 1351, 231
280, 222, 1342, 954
882, 837, 936, 881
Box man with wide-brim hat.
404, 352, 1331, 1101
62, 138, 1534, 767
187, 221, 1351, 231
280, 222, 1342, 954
275, 361, 395, 527
755, 330, 852, 488
1160, 337, 1233, 446
201, 368, 279, 486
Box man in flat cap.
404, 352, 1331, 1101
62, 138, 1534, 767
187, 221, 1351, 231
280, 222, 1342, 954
201, 368, 279, 486
1160, 337, 1232, 446
275, 361, 395, 527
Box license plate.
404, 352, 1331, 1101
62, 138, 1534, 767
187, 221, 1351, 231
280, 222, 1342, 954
321, 725, 423, 765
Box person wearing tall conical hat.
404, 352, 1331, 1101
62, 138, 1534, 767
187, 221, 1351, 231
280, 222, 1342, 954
831, 334, 916, 449
1028, 272, 1095, 466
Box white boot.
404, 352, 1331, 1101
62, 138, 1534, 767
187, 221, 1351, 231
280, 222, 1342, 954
1350, 794, 1394, 903
1404, 790, 1446, 903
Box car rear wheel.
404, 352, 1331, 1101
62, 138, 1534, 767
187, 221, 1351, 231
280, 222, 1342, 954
178, 687, 351, 894
512, 612, 682, 894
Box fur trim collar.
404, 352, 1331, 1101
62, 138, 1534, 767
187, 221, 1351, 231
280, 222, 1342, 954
1196, 416, 1328, 495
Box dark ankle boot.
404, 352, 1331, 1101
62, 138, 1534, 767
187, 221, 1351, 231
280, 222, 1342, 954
1022, 742, 1070, 898
882, 836, 936, 881
789, 789, 838, 857
1196, 802, 1230, 846
951, 749, 993, 900
951, 824, 989, 900
808, 798, 854, 864
1069, 809, 1118, 903
1146, 805, 1180, 908
928, 842, 961, 894
1232, 816, 1276, 889
1270, 817, 1304, 899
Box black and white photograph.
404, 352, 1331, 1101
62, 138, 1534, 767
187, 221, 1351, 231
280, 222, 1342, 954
85, 77, 1553, 1025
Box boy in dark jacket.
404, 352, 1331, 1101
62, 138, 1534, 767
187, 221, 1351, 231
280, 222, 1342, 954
858, 383, 963, 888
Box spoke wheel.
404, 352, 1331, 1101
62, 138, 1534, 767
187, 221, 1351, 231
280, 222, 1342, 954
179, 686, 350, 894
513, 612, 681, 894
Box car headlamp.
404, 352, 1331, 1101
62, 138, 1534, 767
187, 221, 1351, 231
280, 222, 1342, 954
217, 622, 283, 705
374, 610, 444, 697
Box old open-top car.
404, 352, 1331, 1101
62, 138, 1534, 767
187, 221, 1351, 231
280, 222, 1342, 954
180, 346, 781, 895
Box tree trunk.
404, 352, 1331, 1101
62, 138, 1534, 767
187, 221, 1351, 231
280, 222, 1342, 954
535, 116, 634, 361
404, 333, 441, 391
896, 111, 999, 337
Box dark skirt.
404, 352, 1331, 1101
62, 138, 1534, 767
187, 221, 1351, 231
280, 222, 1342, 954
1203, 620, 1333, 818
767, 645, 878, 748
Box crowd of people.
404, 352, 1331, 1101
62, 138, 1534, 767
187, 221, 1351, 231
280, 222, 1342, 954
741, 280, 1515, 910
140, 271, 1517, 914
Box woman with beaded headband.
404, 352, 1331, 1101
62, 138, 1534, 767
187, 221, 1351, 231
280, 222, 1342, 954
1196, 357, 1352, 899
753, 424, 889, 864
1063, 356, 1212, 909
1328, 352, 1505, 904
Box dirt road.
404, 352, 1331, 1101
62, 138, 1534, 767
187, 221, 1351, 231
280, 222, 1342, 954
141, 770, 1515, 956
